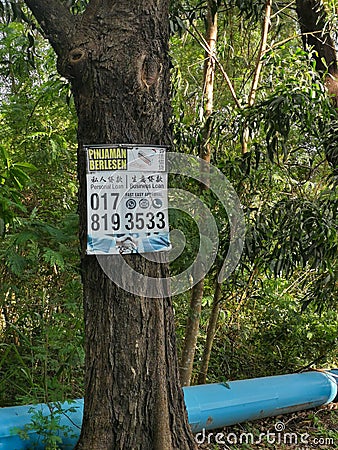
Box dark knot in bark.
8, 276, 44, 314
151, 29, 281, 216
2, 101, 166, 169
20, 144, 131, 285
57, 47, 88, 83
139, 55, 162, 91
69, 48, 86, 64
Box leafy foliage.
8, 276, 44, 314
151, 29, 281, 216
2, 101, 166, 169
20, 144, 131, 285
0, 0, 336, 429
13, 402, 79, 450
171, 0, 337, 386
0, 6, 81, 409
0, 144, 34, 234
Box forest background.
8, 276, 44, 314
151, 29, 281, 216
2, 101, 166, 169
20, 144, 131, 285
0, 0, 337, 447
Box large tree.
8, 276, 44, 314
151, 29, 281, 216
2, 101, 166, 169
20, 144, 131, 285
296, 0, 338, 169
23, 1, 196, 449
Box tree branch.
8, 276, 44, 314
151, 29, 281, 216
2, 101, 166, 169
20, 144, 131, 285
248, 0, 272, 108
188, 24, 241, 109
24, 0, 75, 55
242, 0, 272, 153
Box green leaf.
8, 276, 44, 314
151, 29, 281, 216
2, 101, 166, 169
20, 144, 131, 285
42, 248, 65, 271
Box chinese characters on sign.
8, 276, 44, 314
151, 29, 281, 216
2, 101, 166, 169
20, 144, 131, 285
85, 144, 171, 255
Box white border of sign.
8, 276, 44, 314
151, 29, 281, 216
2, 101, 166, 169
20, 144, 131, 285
85, 144, 171, 255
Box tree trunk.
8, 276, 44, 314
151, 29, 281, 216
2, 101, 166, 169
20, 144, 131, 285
200, 0, 218, 167
197, 281, 221, 384
179, 277, 204, 387
179, 1, 217, 387
296, 0, 338, 104
296, 0, 337, 77
242, 0, 272, 153
296, 0, 338, 168
23, 1, 196, 449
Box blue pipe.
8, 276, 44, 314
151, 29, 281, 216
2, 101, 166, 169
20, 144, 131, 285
0, 400, 83, 449
0, 371, 336, 449
185, 371, 337, 432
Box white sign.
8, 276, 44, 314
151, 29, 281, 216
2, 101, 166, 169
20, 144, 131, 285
85, 144, 171, 255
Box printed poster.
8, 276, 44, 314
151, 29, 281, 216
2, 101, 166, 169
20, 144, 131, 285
85, 144, 171, 255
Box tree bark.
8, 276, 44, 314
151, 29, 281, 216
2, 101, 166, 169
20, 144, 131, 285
23, 1, 196, 449
296, 0, 337, 76
296, 0, 338, 104
24, 0, 75, 55
296, 0, 338, 168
